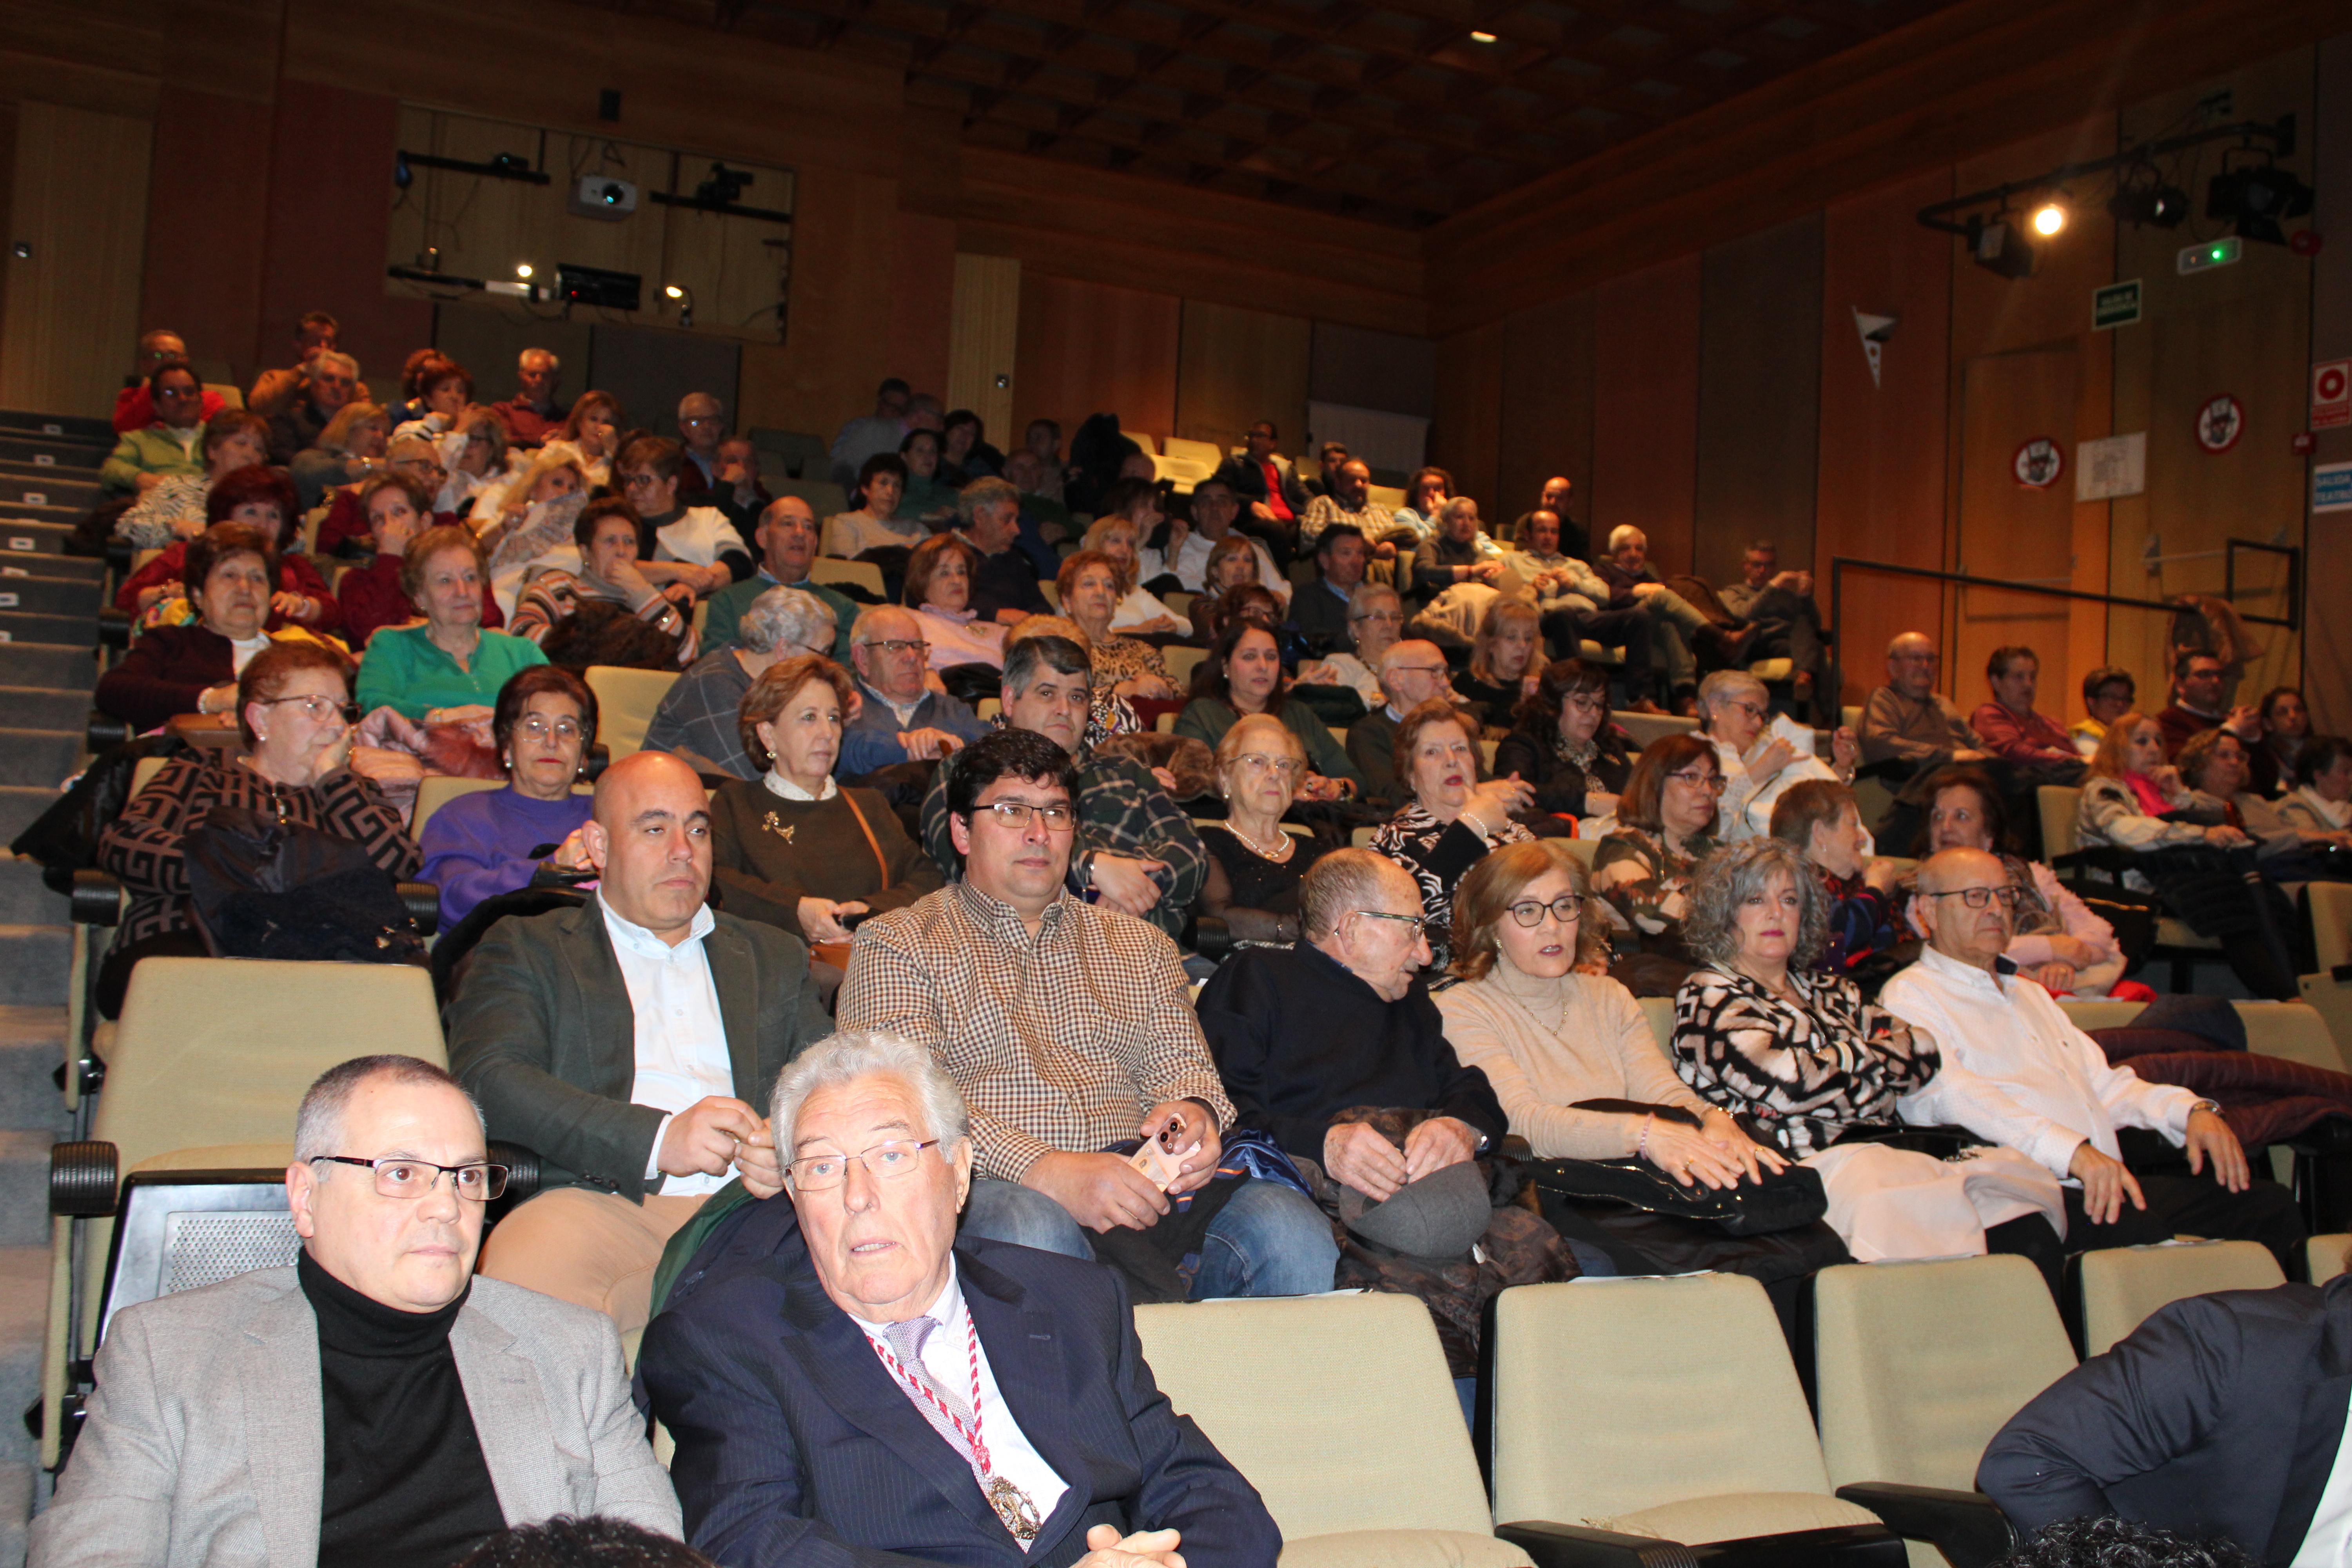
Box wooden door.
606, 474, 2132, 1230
1955, 347, 2083, 716
1, 103, 153, 418
947, 254, 1019, 443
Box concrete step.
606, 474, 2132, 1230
0, 647, 93, 691
0, 577, 102, 618
0, 690, 94, 733
0, 862, 63, 930
0, 1013, 68, 1138
0, 735, 76, 792
0, 522, 75, 563
0, 931, 67, 1008
0, 1132, 54, 1250
0, 614, 87, 650
0, 793, 54, 848
0, 436, 106, 472
0, 406, 113, 443
0, 554, 101, 586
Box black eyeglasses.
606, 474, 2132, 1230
1505, 895, 1588, 927
310, 1155, 508, 1201
1919, 886, 2023, 909
254, 695, 359, 724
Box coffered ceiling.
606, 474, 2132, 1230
603, 0, 1969, 227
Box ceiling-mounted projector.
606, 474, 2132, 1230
570, 175, 638, 221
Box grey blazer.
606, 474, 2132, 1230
446, 898, 830, 1201
30, 1267, 681, 1568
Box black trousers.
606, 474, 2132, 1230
96, 928, 211, 1019
1985, 1171, 2308, 1305
1541, 605, 1655, 702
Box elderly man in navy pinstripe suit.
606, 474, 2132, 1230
637, 1029, 1282, 1568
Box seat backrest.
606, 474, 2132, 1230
1814, 1255, 2076, 1491
1614, 711, 1699, 750
411, 776, 506, 840
807, 556, 885, 597
1490, 1274, 1832, 1525
1161, 644, 1207, 690
1479, 738, 1499, 771
975, 697, 1001, 722
2078, 1240, 2285, 1357
2040, 785, 2083, 858
773, 477, 849, 516
584, 666, 682, 759
1133, 1293, 1495, 1542
2058, 999, 2351, 1076
2308, 1234, 2352, 1285
1557, 837, 1598, 869
130, 754, 169, 800
1161, 436, 1223, 466
1638, 996, 1675, 1062
2310, 882, 2352, 974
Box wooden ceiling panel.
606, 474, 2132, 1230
670, 0, 1973, 224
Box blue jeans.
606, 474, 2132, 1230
963, 1176, 1338, 1299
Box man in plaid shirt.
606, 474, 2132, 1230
844, 728, 1336, 1297
918, 635, 1206, 938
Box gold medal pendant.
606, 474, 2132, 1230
986, 1475, 1042, 1541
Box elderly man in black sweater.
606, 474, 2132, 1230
1196, 848, 1504, 1197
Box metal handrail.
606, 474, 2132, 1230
1828, 540, 2301, 675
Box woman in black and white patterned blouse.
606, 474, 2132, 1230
1670, 836, 1936, 1155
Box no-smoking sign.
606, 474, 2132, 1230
2317, 359, 2351, 430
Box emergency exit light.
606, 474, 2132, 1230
2178, 236, 2243, 275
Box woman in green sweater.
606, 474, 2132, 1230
1175, 620, 1359, 800
354, 525, 547, 720
708, 653, 940, 947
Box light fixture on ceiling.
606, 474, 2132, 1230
2109, 177, 2189, 228
1469, 30, 1497, 41
665, 283, 694, 328
1969, 215, 2036, 279
2207, 158, 2314, 245
515, 263, 534, 279
2030, 200, 2067, 236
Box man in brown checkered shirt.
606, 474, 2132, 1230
839, 728, 1337, 1298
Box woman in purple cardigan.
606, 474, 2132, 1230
417, 666, 597, 929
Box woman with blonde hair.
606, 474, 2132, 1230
1459, 598, 1544, 730
1079, 506, 1184, 635
537, 389, 624, 487
287, 401, 390, 512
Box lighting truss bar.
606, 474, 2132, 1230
396, 151, 551, 186
647, 191, 796, 225
1916, 117, 2294, 236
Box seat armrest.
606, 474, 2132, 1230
96, 608, 132, 650
1497, 1521, 1702, 1568
69, 870, 123, 927
489, 1142, 543, 1205
50, 1142, 119, 1218
1835, 1483, 2014, 1568
1184, 913, 1232, 960
1851, 758, 1911, 783
105, 538, 132, 576
85, 710, 131, 755
397, 881, 439, 937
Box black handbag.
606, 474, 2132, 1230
1526, 1101, 1829, 1237
181, 806, 424, 965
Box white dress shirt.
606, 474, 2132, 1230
1885, 944, 2200, 1177
2295, 1387, 2352, 1565
848, 1261, 1069, 1548
600, 897, 738, 1197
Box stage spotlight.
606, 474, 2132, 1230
515, 263, 534, 279
666, 283, 695, 328
1971, 218, 2036, 279
2030, 202, 2066, 236
2207, 162, 2314, 245
2109, 181, 2189, 228
1469, 30, 1496, 41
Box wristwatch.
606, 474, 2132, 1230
2189, 1098, 2223, 1117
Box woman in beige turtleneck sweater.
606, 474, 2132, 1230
1437, 839, 1782, 1189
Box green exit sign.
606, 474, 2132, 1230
2092, 279, 2141, 330
2178, 236, 2243, 275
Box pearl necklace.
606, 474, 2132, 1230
1223, 820, 1294, 861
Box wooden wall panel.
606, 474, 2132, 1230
1953, 347, 2080, 709
2307, 33, 2352, 733
0, 102, 151, 418
946, 253, 1020, 442
1494, 292, 1595, 534
1429, 323, 1504, 519
1176, 301, 1310, 457
1695, 214, 1822, 584
140, 87, 273, 385
1310, 322, 1437, 417
736, 165, 902, 440
1815, 169, 1953, 707
1011, 273, 1179, 443
1590, 254, 1700, 575
257, 81, 428, 398
887, 211, 956, 401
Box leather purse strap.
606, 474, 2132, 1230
839, 788, 891, 889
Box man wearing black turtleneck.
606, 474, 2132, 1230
32, 1056, 680, 1568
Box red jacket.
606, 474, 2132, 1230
113, 384, 225, 434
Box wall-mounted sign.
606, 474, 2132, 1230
2013, 438, 2065, 489
2195, 394, 2244, 454
2315, 359, 2350, 430
2076, 433, 2147, 501
2315, 462, 2352, 515
2092, 280, 2141, 330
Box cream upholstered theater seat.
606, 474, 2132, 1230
1133, 1294, 1532, 1568
807, 555, 884, 597
2312, 883, 2352, 973
1614, 710, 1699, 751
2077, 1239, 2285, 1357
1815, 1256, 2074, 1566
2307, 1234, 2352, 1285
1638, 996, 1675, 1063
2058, 998, 2350, 1076
1491, 1274, 1884, 1547
584, 665, 682, 760
2039, 784, 2218, 956
410, 775, 593, 843
1161, 643, 1207, 691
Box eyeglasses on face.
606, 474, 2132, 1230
1505, 895, 1587, 927
1563, 694, 1607, 713
1232, 753, 1303, 778
786, 1138, 940, 1191
1920, 886, 2023, 909
969, 800, 1077, 832
255, 695, 359, 724
1353, 908, 1429, 935
516, 717, 583, 743
859, 638, 930, 657
311, 1155, 508, 1201
1352, 610, 1403, 626
1665, 770, 1726, 793
1391, 664, 1449, 679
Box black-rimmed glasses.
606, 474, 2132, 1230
310, 1156, 508, 1201
1918, 886, 2023, 909
1505, 895, 1588, 927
